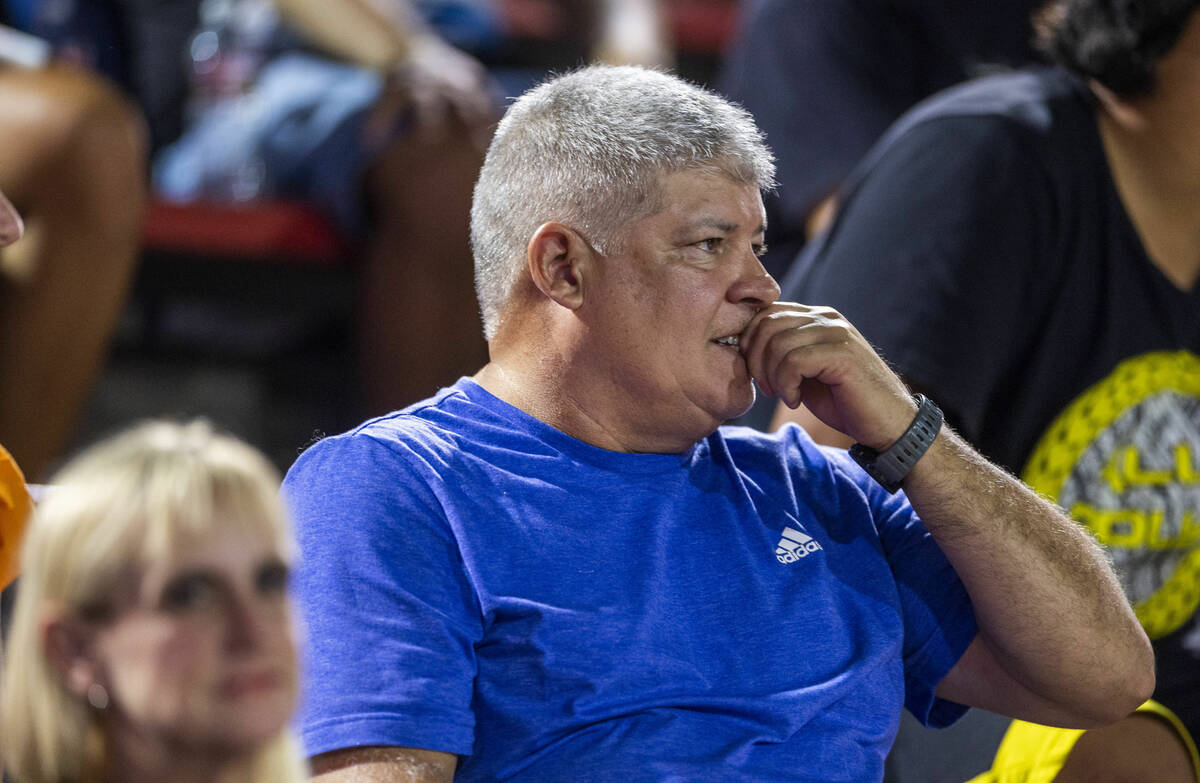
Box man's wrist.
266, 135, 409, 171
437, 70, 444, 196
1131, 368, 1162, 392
849, 394, 943, 493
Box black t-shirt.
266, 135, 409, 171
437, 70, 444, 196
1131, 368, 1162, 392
718, 0, 1041, 279
784, 66, 1200, 734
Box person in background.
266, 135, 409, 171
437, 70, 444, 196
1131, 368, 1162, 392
146, 0, 498, 415
0, 26, 147, 480
283, 64, 1151, 782
0, 419, 305, 783
776, 0, 1200, 780
718, 0, 1042, 282
0, 187, 31, 599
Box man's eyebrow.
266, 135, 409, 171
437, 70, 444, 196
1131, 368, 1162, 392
699, 218, 738, 233
675, 218, 767, 236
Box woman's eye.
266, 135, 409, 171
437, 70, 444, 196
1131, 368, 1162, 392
255, 562, 290, 596
161, 574, 217, 612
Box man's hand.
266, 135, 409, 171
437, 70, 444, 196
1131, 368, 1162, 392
739, 302, 914, 450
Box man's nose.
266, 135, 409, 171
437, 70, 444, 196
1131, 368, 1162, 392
729, 252, 781, 307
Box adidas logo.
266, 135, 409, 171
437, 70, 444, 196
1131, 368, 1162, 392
775, 526, 823, 564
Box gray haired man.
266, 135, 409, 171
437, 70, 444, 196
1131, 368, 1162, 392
284, 65, 1152, 782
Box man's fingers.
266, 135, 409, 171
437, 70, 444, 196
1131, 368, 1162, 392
760, 341, 845, 411
741, 305, 820, 395
741, 304, 855, 403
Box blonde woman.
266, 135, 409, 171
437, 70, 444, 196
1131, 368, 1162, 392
1, 420, 306, 783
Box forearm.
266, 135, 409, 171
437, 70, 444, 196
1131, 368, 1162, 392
905, 425, 1154, 722
311, 745, 457, 782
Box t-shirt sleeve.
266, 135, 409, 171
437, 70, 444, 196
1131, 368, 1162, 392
282, 431, 481, 758
782, 113, 1054, 442
826, 448, 978, 727
882, 489, 979, 727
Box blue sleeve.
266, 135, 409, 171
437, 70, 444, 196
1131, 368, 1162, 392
282, 431, 481, 757
826, 448, 978, 727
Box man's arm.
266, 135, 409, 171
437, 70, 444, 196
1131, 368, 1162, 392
310, 746, 456, 782
741, 303, 1154, 728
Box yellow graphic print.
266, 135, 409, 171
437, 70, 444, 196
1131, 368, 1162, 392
1022, 351, 1200, 639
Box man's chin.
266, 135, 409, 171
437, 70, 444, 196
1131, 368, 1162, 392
719, 383, 758, 423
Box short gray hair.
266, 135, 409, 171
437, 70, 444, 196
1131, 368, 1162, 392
470, 65, 776, 339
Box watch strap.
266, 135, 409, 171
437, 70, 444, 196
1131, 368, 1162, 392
848, 394, 943, 493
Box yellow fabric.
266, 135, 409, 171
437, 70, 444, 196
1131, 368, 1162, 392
965, 701, 1200, 783
0, 442, 31, 588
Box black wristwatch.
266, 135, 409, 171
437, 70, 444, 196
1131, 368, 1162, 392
849, 394, 943, 493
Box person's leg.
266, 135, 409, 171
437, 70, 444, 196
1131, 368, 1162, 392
1055, 712, 1197, 782
357, 112, 488, 414
0, 64, 147, 480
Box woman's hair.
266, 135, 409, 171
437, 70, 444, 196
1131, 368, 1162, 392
0, 420, 306, 783
1034, 0, 1200, 96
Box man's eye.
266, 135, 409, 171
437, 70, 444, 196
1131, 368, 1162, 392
697, 238, 722, 252
161, 574, 218, 612
754, 243, 768, 258
255, 561, 290, 596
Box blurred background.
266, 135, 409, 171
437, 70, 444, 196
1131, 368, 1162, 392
0, 0, 743, 476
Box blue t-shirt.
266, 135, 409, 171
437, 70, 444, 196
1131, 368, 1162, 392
284, 379, 976, 781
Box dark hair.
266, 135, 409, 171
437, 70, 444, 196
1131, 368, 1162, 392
1034, 0, 1200, 96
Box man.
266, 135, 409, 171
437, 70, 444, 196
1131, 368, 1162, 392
284, 65, 1151, 782
776, 1, 1200, 779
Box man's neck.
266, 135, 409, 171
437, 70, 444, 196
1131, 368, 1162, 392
474, 355, 704, 455
1094, 55, 1200, 291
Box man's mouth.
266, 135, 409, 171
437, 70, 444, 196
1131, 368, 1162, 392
713, 334, 740, 349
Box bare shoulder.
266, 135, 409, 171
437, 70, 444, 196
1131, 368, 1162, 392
311, 746, 458, 782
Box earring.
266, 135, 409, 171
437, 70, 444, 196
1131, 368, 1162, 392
86, 683, 108, 711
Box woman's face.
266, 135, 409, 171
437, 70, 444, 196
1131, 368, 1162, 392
91, 523, 298, 756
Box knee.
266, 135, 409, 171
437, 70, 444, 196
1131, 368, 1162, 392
1, 65, 147, 190
53, 66, 148, 181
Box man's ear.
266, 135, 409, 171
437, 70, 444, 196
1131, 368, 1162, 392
41, 609, 99, 698
526, 222, 595, 311
1090, 79, 1146, 130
